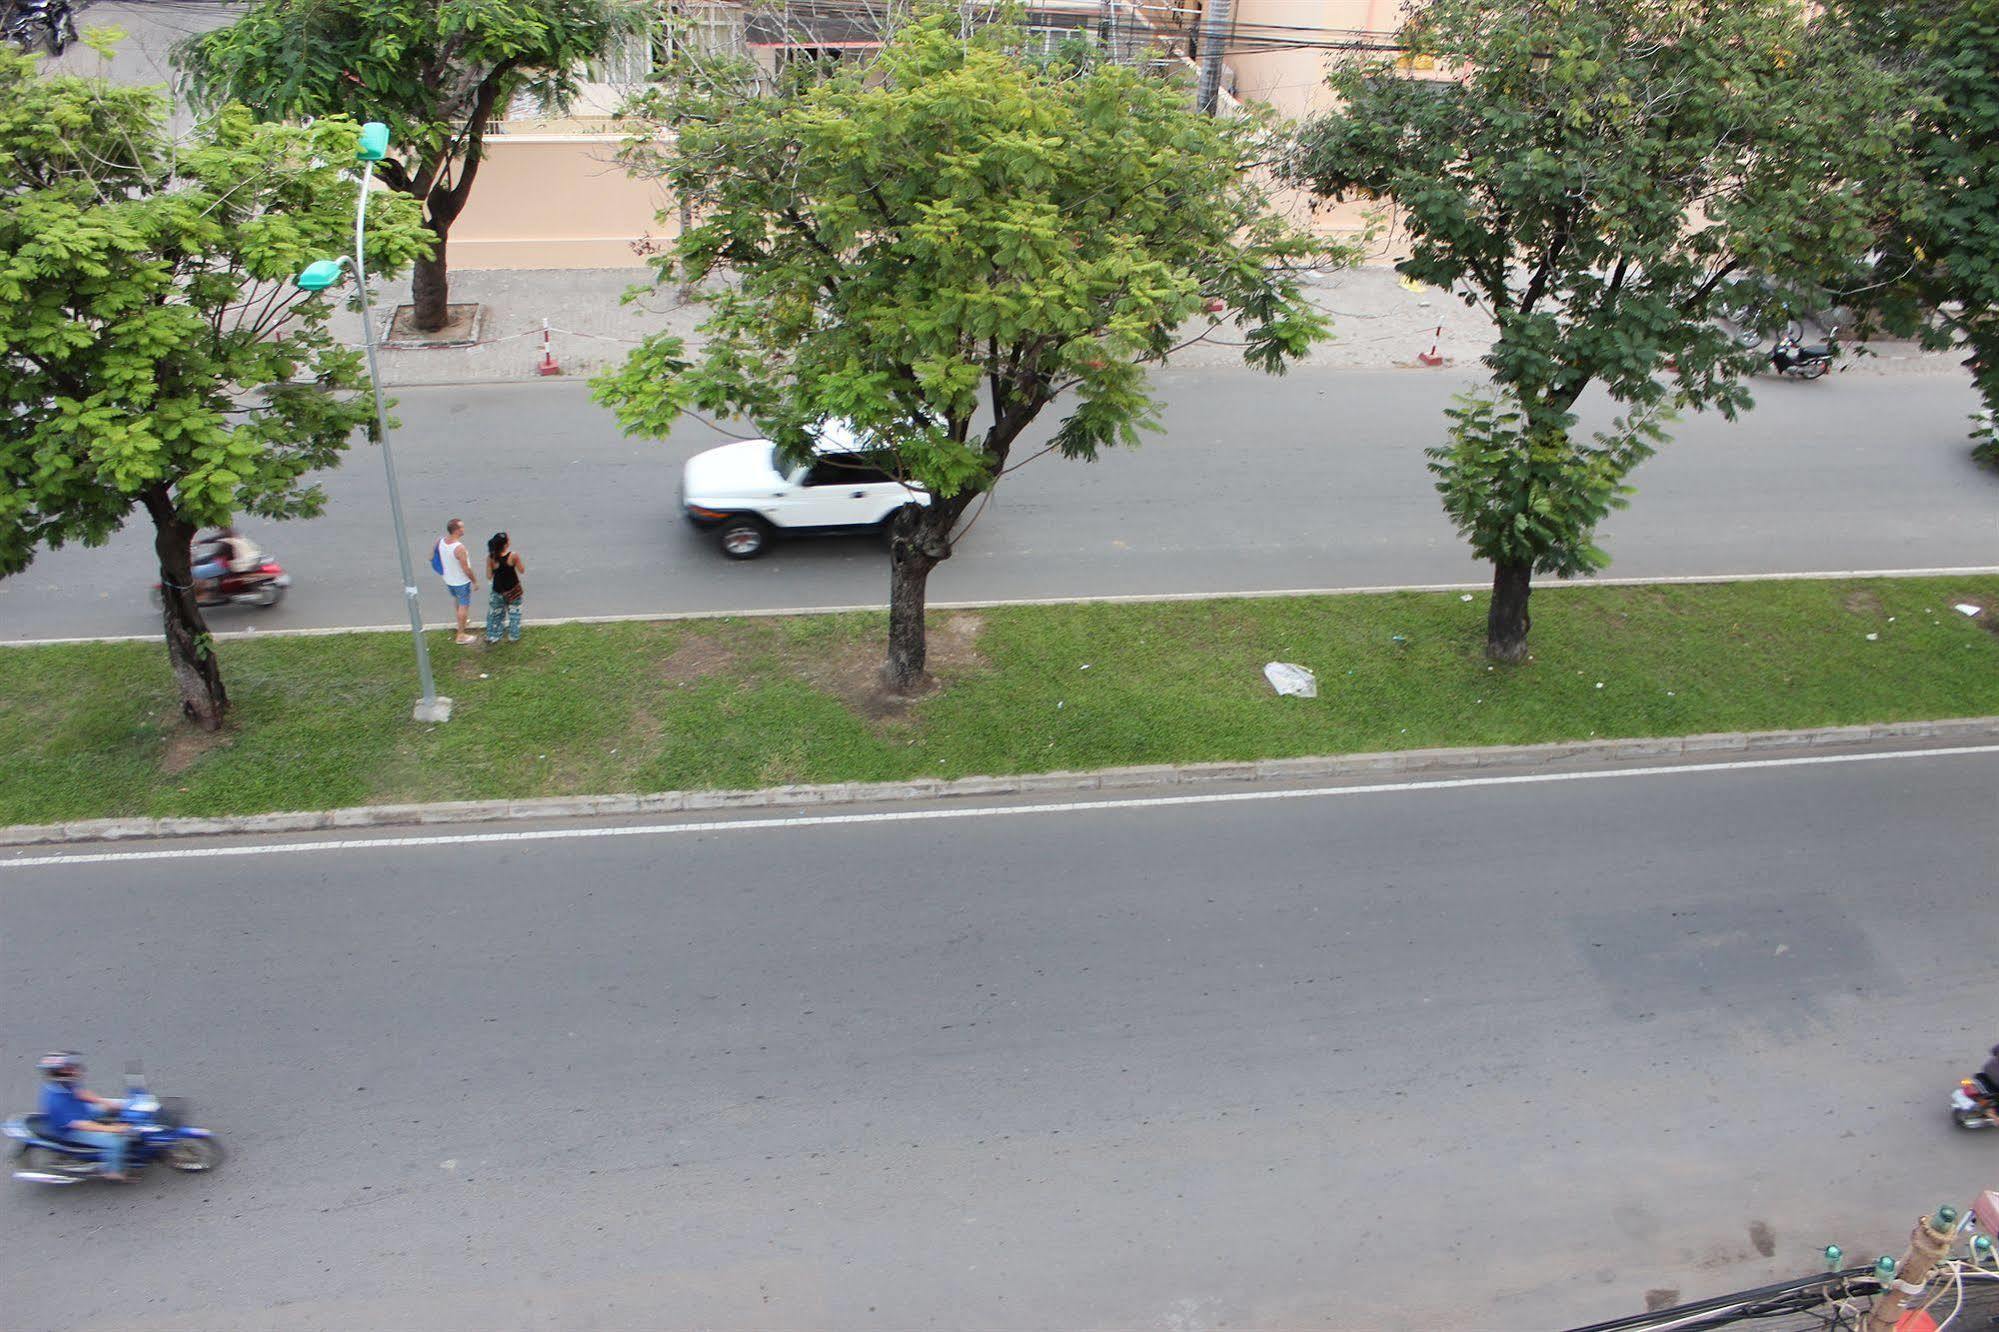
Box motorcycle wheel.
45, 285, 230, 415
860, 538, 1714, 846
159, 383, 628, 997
18, 1146, 82, 1175
164, 1138, 223, 1172
1802, 360, 1829, 380
52, 13, 75, 54
253, 583, 285, 609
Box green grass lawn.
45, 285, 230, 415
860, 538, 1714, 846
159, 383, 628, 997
2, 575, 1995, 827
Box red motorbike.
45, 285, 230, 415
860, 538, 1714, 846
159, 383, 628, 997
150, 545, 291, 610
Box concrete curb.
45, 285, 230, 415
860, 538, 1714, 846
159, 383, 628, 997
6, 565, 1998, 649
7, 717, 1997, 849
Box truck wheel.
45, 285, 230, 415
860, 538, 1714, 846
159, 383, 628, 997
718, 517, 770, 560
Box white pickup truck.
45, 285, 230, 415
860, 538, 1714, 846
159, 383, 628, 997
678, 423, 931, 559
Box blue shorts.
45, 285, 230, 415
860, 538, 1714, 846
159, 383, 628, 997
192, 560, 226, 580
447, 582, 473, 607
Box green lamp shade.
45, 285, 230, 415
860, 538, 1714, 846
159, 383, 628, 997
357, 122, 390, 162
296, 259, 346, 292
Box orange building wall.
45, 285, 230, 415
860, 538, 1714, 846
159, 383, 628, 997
1226, 0, 1399, 120
449, 135, 678, 270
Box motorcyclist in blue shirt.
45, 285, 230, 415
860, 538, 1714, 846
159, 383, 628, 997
38, 1053, 131, 1181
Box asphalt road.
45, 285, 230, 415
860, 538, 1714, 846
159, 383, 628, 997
54, 3, 239, 127
3, 743, 1996, 1330
3, 368, 1992, 642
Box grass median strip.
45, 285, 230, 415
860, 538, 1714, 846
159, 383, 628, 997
2, 575, 1995, 827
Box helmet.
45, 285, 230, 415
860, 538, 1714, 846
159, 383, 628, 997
37, 1052, 82, 1081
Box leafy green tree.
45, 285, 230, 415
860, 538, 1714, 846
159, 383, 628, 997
0, 51, 427, 729
611, 8, 761, 300
177, 0, 641, 332
595, 15, 1333, 692
1295, 0, 1898, 660
1833, 0, 1999, 465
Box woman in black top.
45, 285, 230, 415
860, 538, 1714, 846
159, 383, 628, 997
484, 531, 526, 644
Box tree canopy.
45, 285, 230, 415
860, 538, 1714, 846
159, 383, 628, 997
1834, 0, 1999, 464
1294, 0, 1899, 659
177, 0, 641, 330
0, 49, 427, 727
596, 15, 1335, 690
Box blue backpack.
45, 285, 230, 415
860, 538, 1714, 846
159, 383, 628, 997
429, 539, 445, 576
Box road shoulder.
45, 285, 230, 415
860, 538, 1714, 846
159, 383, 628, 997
6, 718, 1994, 850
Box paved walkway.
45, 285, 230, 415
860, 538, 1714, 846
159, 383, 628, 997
338, 264, 1962, 388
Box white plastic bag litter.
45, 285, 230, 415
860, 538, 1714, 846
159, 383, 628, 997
1263, 662, 1318, 699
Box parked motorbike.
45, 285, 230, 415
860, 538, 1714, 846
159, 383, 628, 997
4, 1065, 223, 1185
1770, 327, 1838, 380
150, 544, 291, 610
1953, 1073, 1999, 1130
4, 0, 79, 55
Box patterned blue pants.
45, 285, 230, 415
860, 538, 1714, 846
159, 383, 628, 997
485, 590, 523, 643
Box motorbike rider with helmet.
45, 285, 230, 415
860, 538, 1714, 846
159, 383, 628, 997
37, 1053, 132, 1181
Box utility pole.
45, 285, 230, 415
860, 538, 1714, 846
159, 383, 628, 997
1195, 0, 1234, 114
1098, 0, 1117, 64
294, 124, 449, 723
1865, 1206, 1960, 1332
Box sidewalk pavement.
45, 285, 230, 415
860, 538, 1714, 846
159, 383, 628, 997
336, 264, 1965, 389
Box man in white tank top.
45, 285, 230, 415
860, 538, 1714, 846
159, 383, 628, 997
436, 518, 479, 644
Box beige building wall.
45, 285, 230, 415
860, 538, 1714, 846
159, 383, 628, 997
449, 133, 677, 270
1227, 0, 1401, 120
442, 118, 1407, 274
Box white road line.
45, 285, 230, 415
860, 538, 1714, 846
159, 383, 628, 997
4, 744, 1994, 870
6, 566, 1998, 648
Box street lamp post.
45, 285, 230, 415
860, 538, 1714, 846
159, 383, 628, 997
298, 122, 450, 724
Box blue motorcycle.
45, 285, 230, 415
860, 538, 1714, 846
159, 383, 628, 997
4, 1065, 223, 1185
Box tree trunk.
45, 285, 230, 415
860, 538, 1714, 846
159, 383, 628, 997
878, 404, 1034, 692
1486, 560, 1533, 663
409, 106, 489, 333
145, 491, 227, 730
410, 232, 451, 333
883, 505, 948, 694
